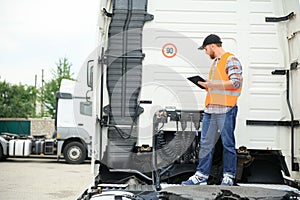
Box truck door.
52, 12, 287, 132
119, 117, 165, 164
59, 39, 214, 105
273, 1, 300, 172
285, 2, 300, 172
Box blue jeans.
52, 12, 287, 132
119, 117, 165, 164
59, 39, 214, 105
196, 106, 238, 178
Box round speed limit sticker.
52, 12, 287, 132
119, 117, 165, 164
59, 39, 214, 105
162, 43, 177, 58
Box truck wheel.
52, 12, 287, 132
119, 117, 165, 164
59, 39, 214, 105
0, 145, 5, 161
63, 141, 86, 164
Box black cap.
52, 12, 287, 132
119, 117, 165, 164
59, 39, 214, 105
198, 34, 222, 50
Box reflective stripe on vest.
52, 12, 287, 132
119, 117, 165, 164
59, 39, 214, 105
207, 89, 241, 97
205, 52, 242, 107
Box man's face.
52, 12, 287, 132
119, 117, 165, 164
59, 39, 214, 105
204, 44, 215, 59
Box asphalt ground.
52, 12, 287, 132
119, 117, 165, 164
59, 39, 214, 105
0, 156, 94, 200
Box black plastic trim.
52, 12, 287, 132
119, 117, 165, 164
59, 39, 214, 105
56, 92, 72, 99
291, 61, 299, 70
246, 120, 300, 127
266, 12, 295, 22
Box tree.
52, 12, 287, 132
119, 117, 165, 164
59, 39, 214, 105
0, 81, 38, 118
42, 57, 75, 118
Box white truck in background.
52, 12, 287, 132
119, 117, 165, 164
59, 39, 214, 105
0, 79, 93, 164
54, 78, 93, 164
77, 0, 300, 199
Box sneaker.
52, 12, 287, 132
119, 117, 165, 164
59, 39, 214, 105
181, 174, 207, 185
221, 176, 234, 186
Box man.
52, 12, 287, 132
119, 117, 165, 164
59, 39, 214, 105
182, 34, 243, 186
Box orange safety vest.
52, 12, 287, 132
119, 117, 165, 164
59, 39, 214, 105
205, 52, 242, 107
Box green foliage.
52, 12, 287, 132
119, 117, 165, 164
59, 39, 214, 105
42, 80, 58, 118
52, 57, 74, 84
42, 57, 75, 118
0, 81, 38, 118
0, 57, 74, 119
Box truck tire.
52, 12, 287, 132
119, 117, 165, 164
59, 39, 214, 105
63, 141, 86, 164
0, 145, 5, 161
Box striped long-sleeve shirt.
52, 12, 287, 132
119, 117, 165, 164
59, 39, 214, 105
204, 55, 243, 114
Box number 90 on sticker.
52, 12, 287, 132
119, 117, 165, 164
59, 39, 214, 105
162, 43, 177, 58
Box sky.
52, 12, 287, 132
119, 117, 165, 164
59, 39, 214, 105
1, 0, 300, 87
0, 0, 99, 86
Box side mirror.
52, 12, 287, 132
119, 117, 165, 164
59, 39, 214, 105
87, 60, 94, 90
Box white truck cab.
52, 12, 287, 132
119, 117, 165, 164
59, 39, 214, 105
78, 0, 300, 199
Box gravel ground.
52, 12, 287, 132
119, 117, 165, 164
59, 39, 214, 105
0, 156, 94, 200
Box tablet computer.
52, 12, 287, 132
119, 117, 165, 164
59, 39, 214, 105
187, 75, 206, 89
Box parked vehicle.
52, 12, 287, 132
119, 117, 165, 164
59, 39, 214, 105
0, 79, 93, 164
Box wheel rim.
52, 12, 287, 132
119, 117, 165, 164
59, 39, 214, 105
68, 146, 82, 161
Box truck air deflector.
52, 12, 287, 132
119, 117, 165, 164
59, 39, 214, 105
101, 0, 153, 171
105, 0, 153, 127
